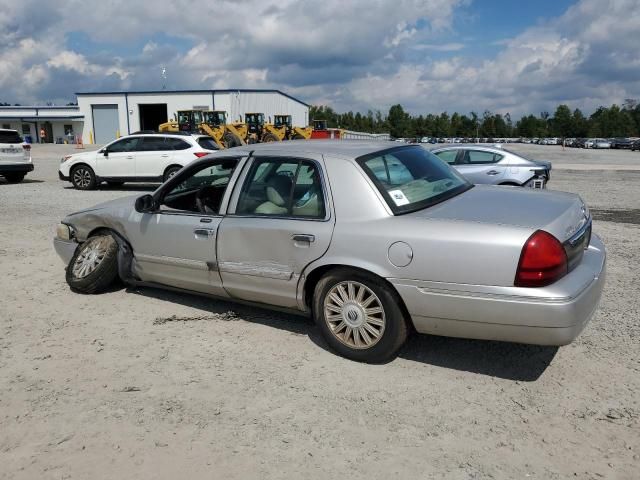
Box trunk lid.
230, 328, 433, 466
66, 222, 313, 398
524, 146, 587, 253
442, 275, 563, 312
410, 185, 589, 243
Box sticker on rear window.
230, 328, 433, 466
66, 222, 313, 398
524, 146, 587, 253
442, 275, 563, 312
388, 189, 409, 206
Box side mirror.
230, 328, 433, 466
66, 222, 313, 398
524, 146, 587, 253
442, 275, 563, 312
135, 194, 156, 213
103, 149, 109, 157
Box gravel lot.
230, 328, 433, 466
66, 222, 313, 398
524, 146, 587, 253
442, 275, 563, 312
1, 144, 638, 479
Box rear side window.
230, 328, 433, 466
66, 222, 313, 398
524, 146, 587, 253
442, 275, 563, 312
197, 137, 219, 150
138, 136, 168, 151
0, 131, 23, 144
462, 150, 503, 164
164, 137, 191, 150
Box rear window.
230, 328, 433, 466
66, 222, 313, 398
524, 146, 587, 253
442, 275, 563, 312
357, 146, 472, 214
197, 137, 219, 150
0, 131, 23, 144
164, 137, 191, 150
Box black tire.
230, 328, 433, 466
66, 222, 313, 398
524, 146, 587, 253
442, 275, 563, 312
223, 132, 241, 148
263, 132, 279, 142
3, 173, 25, 183
292, 133, 305, 140
65, 234, 119, 294
312, 268, 409, 363
71, 165, 97, 190
107, 181, 124, 187
163, 166, 182, 182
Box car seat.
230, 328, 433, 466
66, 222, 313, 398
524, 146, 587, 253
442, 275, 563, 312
254, 175, 292, 215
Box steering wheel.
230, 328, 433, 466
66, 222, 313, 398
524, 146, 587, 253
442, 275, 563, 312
195, 185, 219, 214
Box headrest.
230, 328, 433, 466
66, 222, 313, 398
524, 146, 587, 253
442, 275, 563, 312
266, 175, 292, 207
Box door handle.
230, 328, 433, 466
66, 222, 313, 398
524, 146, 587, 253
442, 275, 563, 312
126, 155, 134, 159
486, 170, 500, 175
161, 154, 169, 158
194, 228, 216, 239
292, 234, 315, 243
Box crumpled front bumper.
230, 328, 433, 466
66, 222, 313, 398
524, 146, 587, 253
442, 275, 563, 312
53, 238, 78, 265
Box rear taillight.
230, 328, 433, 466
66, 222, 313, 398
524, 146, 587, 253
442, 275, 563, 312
515, 230, 568, 287
22, 144, 31, 151
193, 152, 209, 158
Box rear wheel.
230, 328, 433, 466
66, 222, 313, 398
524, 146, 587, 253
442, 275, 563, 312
163, 166, 182, 182
71, 165, 97, 190
66, 234, 119, 294
3, 173, 25, 183
263, 133, 279, 142
292, 133, 305, 140
313, 268, 408, 363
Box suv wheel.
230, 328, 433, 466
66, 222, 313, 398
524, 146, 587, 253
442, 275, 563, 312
71, 165, 97, 190
163, 166, 182, 182
313, 268, 408, 363
3, 173, 25, 183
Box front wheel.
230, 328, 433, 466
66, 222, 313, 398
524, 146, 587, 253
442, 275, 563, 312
66, 234, 119, 293
71, 165, 97, 190
313, 268, 408, 363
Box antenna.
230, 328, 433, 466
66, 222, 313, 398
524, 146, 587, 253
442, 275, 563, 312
161, 66, 167, 90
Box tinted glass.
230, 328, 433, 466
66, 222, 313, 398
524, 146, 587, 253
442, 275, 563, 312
138, 137, 168, 152
463, 150, 503, 164
0, 131, 22, 143
107, 137, 140, 152
358, 146, 471, 214
434, 150, 458, 165
236, 158, 325, 218
164, 137, 190, 150
197, 137, 220, 150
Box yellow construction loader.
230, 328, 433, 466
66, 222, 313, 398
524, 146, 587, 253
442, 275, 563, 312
272, 114, 313, 140
158, 110, 204, 133
160, 110, 247, 149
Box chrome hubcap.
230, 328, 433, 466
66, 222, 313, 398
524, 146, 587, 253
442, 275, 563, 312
71, 237, 109, 278
323, 281, 385, 349
73, 168, 91, 188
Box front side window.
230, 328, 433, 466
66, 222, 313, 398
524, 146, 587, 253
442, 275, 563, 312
162, 159, 239, 214
358, 146, 471, 214
236, 158, 326, 218
462, 150, 503, 164
107, 137, 140, 153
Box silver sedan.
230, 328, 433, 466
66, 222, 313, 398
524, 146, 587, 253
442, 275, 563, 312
53, 141, 605, 362
430, 144, 551, 188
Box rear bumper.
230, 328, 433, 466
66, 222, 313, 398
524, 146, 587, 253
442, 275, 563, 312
391, 234, 606, 346
53, 238, 78, 265
0, 163, 34, 174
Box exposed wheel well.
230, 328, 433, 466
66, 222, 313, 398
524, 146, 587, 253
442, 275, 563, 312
164, 164, 183, 176
70, 163, 95, 174
303, 264, 413, 328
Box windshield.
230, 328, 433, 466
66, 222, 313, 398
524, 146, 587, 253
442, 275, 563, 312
357, 146, 472, 214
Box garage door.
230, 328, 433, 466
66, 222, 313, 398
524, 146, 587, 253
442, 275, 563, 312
92, 105, 119, 144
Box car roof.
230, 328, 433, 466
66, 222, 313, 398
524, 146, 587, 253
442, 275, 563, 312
0, 128, 19, 133
228, 139, 411, 159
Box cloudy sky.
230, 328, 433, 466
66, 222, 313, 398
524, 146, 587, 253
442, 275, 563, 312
0, 0, 638, 117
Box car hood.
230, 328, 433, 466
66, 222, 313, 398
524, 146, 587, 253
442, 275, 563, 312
66, 194, 138, 217
410, 185, 588, 242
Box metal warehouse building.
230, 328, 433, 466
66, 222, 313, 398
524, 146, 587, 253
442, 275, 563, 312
0, 89, 309, 145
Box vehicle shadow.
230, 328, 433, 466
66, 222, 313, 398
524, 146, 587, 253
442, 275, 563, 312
129, 285, 557, 381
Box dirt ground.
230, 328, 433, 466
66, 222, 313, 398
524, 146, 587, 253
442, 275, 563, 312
0, 144, 638, 479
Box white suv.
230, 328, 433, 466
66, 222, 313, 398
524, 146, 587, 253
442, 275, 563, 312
59, 133, 219, 190
0, 129, 33, 183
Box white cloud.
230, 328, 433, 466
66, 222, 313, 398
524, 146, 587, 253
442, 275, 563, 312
0, 0, 638, 117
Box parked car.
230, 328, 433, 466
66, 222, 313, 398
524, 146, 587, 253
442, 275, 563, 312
583, 138, 596, 148
592, 138, 612, 149
610, 138, 632, 149
430, 145, 551, 188
58, 132, 219, 190
53, 141, 605, 362
0, 128, 33, 183
631, 139, 640, 151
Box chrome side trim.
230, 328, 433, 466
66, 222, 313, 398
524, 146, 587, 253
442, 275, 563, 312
135, 253, 209, 271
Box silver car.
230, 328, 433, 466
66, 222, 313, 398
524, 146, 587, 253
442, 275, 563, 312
430, 145, 551, 188
53, 141, 605, 362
